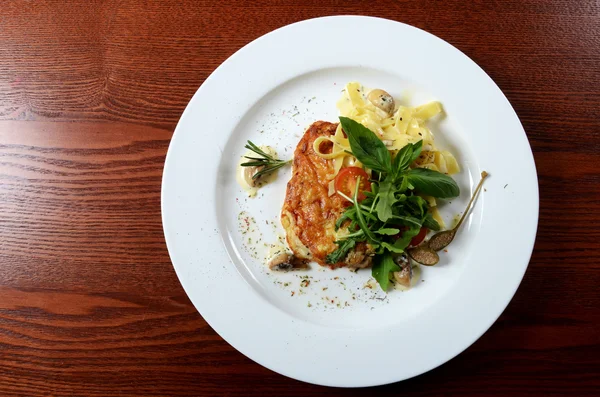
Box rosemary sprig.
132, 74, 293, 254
241, 140, 292, 180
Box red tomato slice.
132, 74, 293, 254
334, 167, 371, 201
409, 227, 428, 247
392, 226, 427, 247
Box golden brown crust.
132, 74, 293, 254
281, 121, 349, 267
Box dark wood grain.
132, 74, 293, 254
1, 0, 599, 396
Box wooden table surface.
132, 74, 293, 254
1, 1, 599, 396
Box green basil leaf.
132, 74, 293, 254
326, 239, 356, 264
375, 228, 401, 235
339, 117, 391, 173
423, 211, 441, 231
392, 144, 413, 174
409, 140, 423, 164
392, 140, 423, 178
406, 168, 460, 198
375, 180, 397, 222
372, 252, 399, 291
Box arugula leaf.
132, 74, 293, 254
398, 175, 410, 193
406, 195, 428, 217
395, 193, 407, 202
344, 229, 365, 239
334, 208, 355, 230
380, 241, 406, 253
372, 252, 399, 291
370, 181, 379, 196
363, 190, 376, 199
375, 179, 397, 222
406, 168, 460, 198
392, 224, 422, 251
326, 239, 356, 264
325, 118, 461, 291
375, 228, 401, 235
353, 177, 381, 244
423, 211, 441, 231
339, 117, 391, 173
359, 208, 378, 222
390, 214, 422, 227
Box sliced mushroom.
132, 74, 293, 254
242, 165, 264, 187
367, 89, 395, 116
344, 243, 375, 269
268, 251, 308, 271
393, 254, 412, 287
345, 251, 373, 269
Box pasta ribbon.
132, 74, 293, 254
313, 82, 459, 180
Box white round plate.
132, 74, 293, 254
161, 16, 538, 387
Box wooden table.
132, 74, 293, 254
1, 1, 599, 396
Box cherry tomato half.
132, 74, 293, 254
392, 226, 428, 247
334, 167, 371, 201
409, 227, 428, 247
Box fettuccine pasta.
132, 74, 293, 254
313, 82, 460, 226
326, 82, 459, 179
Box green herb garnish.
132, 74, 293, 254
405, 168, 460, 198
326, 117, 461, 291
341, 116, 391, 173
372, 252, 399, 291
241, 140, 292, 180
326, 239, 356, 264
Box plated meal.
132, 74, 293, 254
162, 16, 537, 387
238, 82, 487, 292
